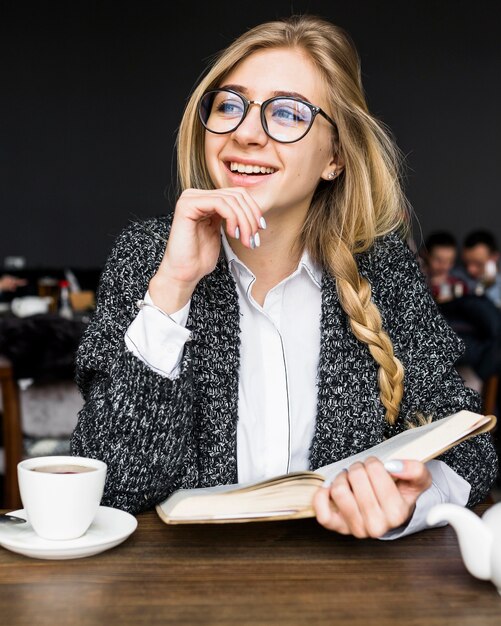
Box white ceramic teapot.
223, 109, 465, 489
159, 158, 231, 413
427, 502, 501, 595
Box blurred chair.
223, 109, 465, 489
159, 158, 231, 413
0, 356, 23, 508
0, 355, 82, 509
0, 313, 87, 508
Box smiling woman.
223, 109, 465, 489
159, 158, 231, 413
201, 48, 339, 232
70, 15, 497, 539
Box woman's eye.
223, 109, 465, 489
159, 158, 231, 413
216, 100, 244, 117
271, 101, 309, 125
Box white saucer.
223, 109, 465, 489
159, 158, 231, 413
0, 506, 137, 560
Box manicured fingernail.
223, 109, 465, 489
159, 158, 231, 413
250, 235, 255, 249
259, 217, 267, 229
384, 460, 405, 474
254, 232, 260, 247
234, 226, 240, 240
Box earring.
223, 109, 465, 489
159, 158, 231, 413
327, 171, 337, 180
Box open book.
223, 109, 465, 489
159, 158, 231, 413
156, 410, 496, 525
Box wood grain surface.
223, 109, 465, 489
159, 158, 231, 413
0, 507, 499, 625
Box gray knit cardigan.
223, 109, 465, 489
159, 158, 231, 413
70, 216, 498, 514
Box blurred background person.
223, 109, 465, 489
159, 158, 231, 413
455, 230, 501, 307
421, 232, 467, 302
422, 231, 501, 396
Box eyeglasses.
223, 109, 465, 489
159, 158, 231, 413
198, 88, 337, 144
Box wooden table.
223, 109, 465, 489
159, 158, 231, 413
0, 508, 499, 625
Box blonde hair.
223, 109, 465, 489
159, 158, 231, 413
177, 15, 410, 425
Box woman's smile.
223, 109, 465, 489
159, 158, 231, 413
221, 157, 279, 187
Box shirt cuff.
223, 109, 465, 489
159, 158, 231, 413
379, 459, 471, 540
124, 290, 191, 379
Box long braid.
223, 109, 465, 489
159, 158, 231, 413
329, 241, 404, 424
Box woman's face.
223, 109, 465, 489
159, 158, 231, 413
204, 47, 337, 222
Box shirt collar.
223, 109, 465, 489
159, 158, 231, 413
220, 228, 322, 289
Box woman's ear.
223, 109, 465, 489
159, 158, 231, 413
321, 153, 345, 181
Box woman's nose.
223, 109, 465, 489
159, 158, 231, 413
230, 103, 268, 145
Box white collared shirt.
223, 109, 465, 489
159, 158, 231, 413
125, 232, 470, 537
220, 233, 322, 483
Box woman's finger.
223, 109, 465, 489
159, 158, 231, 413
312, 485, 352, 534
231, 187, 268, 230
326, 468, 369, 537
180, 189, 258, 249
218, 190, 261, 247
344, 461, 391, 538
383, 459, 433, 503
363, 457, 412, 532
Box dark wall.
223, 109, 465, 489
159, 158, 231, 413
1, 0, 499, 268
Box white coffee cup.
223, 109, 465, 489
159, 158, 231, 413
18, 456, 107, 541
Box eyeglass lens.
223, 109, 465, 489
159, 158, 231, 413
199, 90, 314, 142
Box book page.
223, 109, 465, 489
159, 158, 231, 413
318, 410, 493, 484
161, 475, 323, 519
160, 472, 322, 517
162, 477, 319, 520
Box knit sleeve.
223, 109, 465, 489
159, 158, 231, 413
70, 217, 198, 514
361, 233, 498, 506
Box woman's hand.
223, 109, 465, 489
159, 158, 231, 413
312, 457, 432, 538
149, 187, 265, 314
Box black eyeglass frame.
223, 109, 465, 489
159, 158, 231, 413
198, 88, 337, 144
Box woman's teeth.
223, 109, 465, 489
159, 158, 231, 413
229, 162, 276, 174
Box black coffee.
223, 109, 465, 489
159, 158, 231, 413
31, 464, 97, 474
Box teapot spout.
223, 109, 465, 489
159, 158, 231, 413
427, 503, 492, 580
